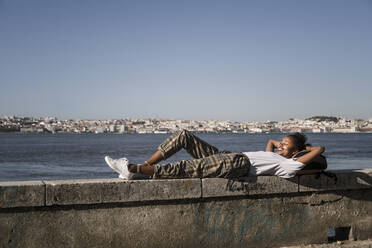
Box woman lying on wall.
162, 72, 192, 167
104, 129, 325, 180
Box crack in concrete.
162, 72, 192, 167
41, 180, 46, 207
290, 195, 344, 206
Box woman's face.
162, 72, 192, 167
276, 136, 298, 158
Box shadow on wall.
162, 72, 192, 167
296, 170, 372, 201
221, 169, 372, 201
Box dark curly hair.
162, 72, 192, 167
287, 132, 308, 151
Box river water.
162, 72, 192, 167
1, 132, 371, 181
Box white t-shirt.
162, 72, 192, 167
242, 151, 305, 178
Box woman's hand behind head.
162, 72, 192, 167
295, 146, 325, 165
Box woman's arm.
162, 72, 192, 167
295, 146, 325, 165
266, 139, 280, 152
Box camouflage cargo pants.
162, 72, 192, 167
153, 130, 250, 179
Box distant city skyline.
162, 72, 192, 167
2, 115, 371, 134
1, 0, 372, 122
1, 114, 371, 123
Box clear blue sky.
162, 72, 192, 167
1, 0, 371, 121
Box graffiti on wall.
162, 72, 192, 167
225, 179, 266, 193
193, 199, 308, 247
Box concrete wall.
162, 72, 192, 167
1, 169, 372, 248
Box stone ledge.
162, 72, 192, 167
1, 169, 372, 208
45, 178, 201, 206
0, 181, 45, 208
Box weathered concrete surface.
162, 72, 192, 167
1, 169, 372, 248
0, 203, 200, 248
202, 176, 298, 197
0, 181, 45, 208
282, 240, 372, 248
45, 178, 201, 206
350, 216, 372, 241
2, 190, 372, 248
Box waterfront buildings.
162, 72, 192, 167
1, 116, 372, 134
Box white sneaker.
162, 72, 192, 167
104, 156, 134, 180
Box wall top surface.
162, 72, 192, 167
1, 169, 372, 208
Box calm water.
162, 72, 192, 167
1, 133, 372, 181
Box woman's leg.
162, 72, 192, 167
129, 129, 221, 174
151, 152, 250, 179
131, 153, 250, 178
158, 129, 220, 160
128, 150, 162, 174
